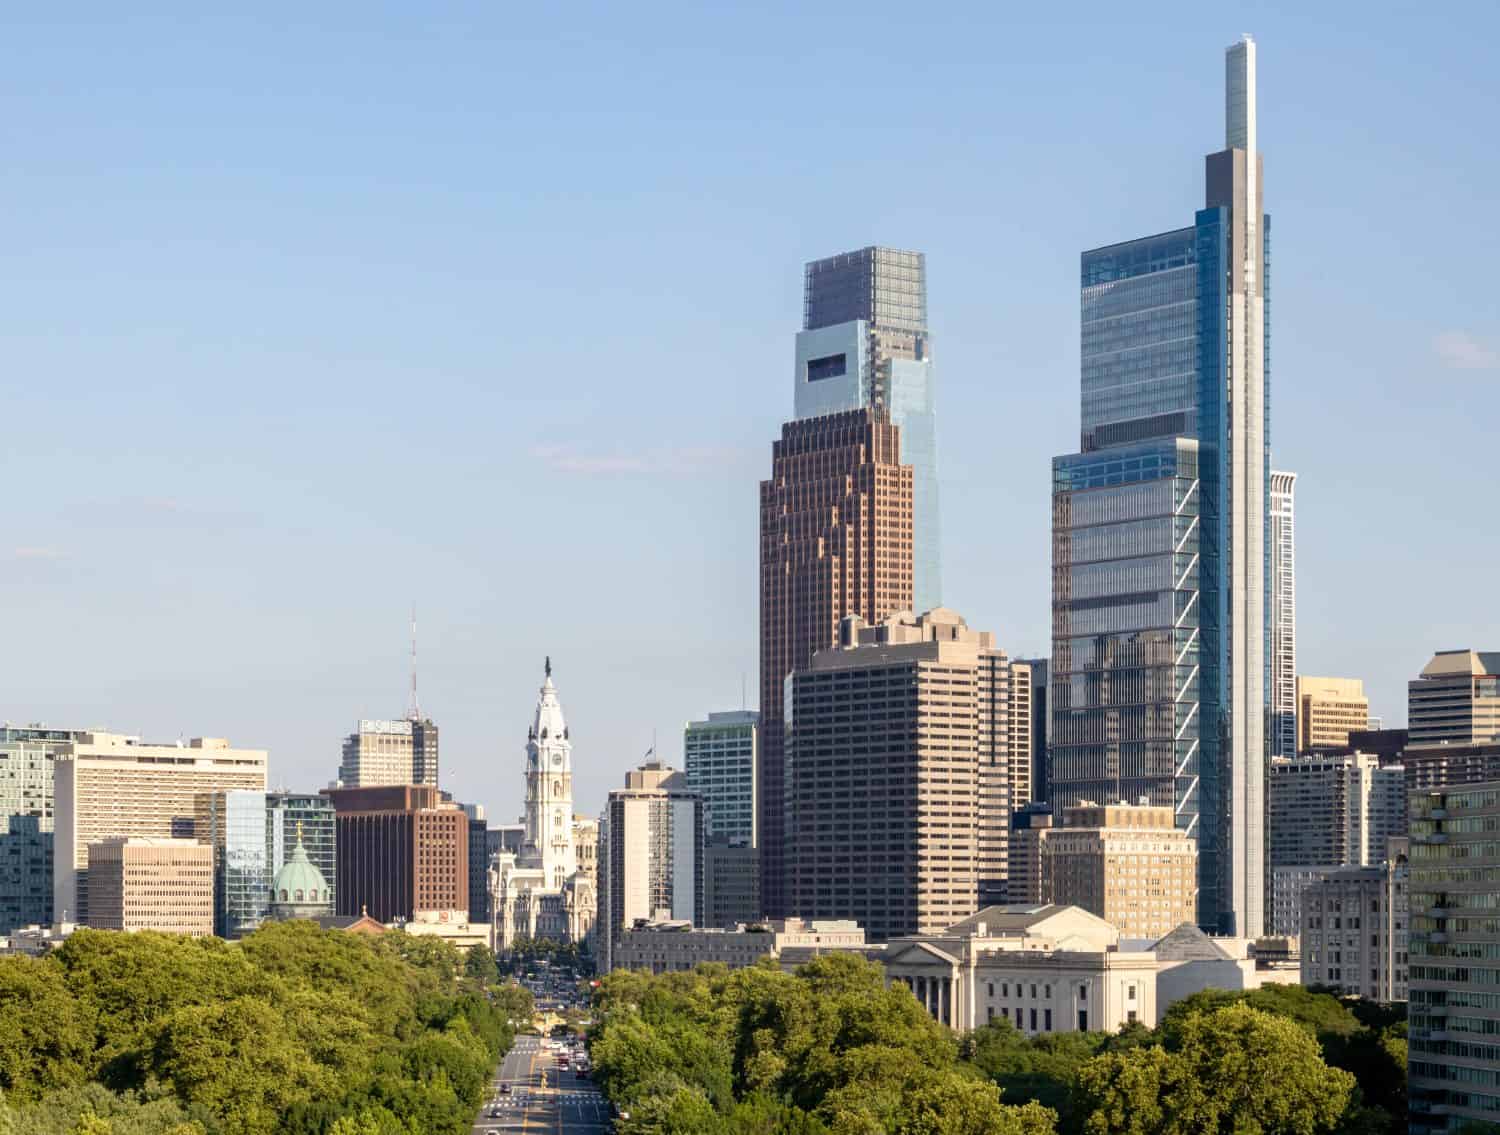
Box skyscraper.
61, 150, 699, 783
1270, 470, 1297, 757
328, 784, 468, 923
1049, 36, 1270, 935
683, 711, 758, 848
1297, 676, 1371, 751
758, 407, 914, 916
795, 246, 940, 613
0, 726, 71, 932
337, 718, 439, 789
785, 609, 1028, 937
1408, 649, 1500, 747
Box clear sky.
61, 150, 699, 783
5, 3, 1497, 822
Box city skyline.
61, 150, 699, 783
4, 7, 1497, 825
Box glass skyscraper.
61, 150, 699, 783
1050, 37, 1271, 936
684, 711, 758, 847
0, 727, 70, 932
198, 789, 270, 939
1270, 470, 1297, 758
794, 246, 941, 613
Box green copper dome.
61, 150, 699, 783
271, 834, 328, 906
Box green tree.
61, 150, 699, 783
0, 957, 95, 1102
462, 943, 498, 987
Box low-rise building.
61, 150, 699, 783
613, 918, 865, 974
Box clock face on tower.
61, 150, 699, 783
552, 753, 562, 768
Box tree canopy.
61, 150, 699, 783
0, 922, 513, 1135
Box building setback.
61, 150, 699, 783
1408, 650, 1500, 748
86, 837, 214, 936
784, 609, 1028, 938
1050, 38, 1270, 936
54, 733, 267, 926
329, 784, 468, 923
758, 407, 914, 917
597, 762, 705, 972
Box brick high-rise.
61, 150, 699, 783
758, 407, 913, 916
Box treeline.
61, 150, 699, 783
587, 956, 1408, 1135
0, 921, 516, 1135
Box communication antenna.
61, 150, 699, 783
408, 602, 421, 720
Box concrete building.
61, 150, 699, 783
703, 840, 759, 928
1265, 752, 1406, 936
1409, 650, 1500, 748
1269, 470, 1297, 758
489, 661, 595, 951
1410, 784, 1500, 1129
54, 733, 267, 926
0, 726, 72, 932
1050, 38, 1269, 937
614, 917, 865, 974
758, 407, 913, 917
329, 784, 468, 924
795, 246, 940, 614
597, 762, 705, 972
1298, 849, 1408, 1003
684, 711, 758, 849
337, 717, 439, 789
1041, 800, 1198, 940
1008, 803, 1054, 906
1298, 677, 1371, 752
785, 609, 1029, 938
86, 837, 214, 936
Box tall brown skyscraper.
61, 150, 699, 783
758, 407, 913, 916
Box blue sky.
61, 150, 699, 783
4, 3, 1497, 821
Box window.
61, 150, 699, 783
1030, 1008, 1037, 1031
806, 353, 848, 382
988, 982, 994, 997
1015, 1007, 1022, 1027
1044, 1009, 1052, 1031
1078, 1010, 1088, 1032
1002, 982, 1009, 997
1128, 1010, 1138, 1024
1044, 984, 1052, 999
1128, 984, 1137, 1000
1078, 984, 1088, 1002
1030, 984, 1037, 999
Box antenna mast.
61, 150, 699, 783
408, 602, 421, 720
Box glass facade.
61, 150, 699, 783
684, 711, 758, 847
1050, 439, 1202, 852
0, 727, 70, 932
1410, 785, 1500, 1129
266, 793, 336, 912
794, 247, 941, 612
198, 789, 270, 939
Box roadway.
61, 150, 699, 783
473, 1034, 611, 1135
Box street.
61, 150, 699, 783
473, 1034, 612, 1135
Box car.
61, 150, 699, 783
499, 1083, 511, 1095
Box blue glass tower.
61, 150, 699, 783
1050, 37, 1270, 936
794, 246, 941, 613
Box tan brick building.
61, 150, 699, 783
758, 407, 914, 917
785, 608, 1029, 939
1298, 676, 1370, 752
1041, 800, 1197, 939
86, 838, 214, 936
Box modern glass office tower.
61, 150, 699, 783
0, 727, 70, 932
1050, 37, 1270, 936
1270, 471, 1297, 757
684, 711, 758, 848
197, 789, 270, 939
794, 247, 941, 613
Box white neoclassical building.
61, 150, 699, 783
490, 659, 596, 951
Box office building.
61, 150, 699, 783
1270, 471, 1297, 757
1008, 803, 1054, 906
1019, 660, 1051, 804
464, 804, 490, 925
0, 726, 72, 932
337, 717, 439, 789
703, 839, 760, 928
683, 711, 758, 848
615, 917, 864, 974
1298, 676, 1370, 752
597, 762, 705, 972
1050, 38, 1270, 936
266, 793, 336, 909
329, 784, 468, 923
1410, 784, 1500, 1129
758, 407, 913, 916
1265, 752, 1406, 936
796, 246, 940, 614
1409, 650, 1500, 748
490, 661, 595, 950
195, 789, 270, 939
1299, 849, 1407, 1003
1040, 800, 1198, 940
86, 838, 214, 936
54, 733, 267, 925
785, 608, 1029, 938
